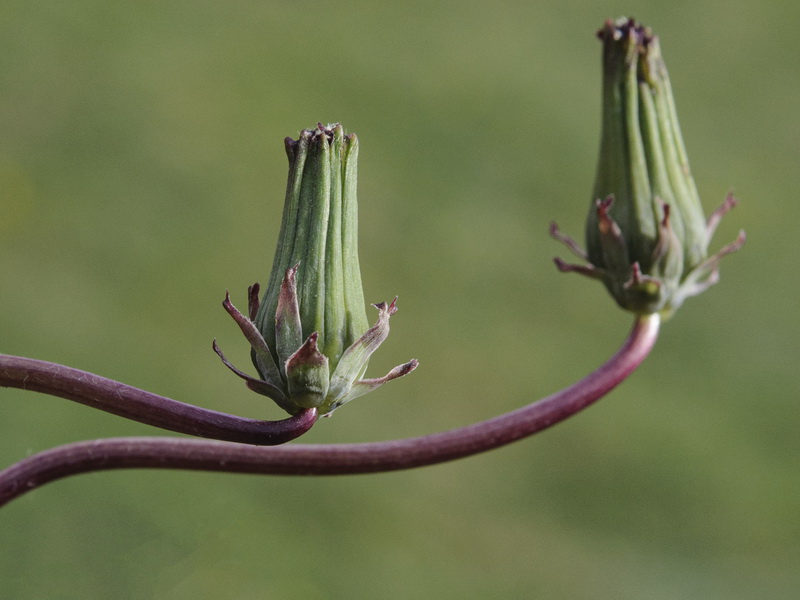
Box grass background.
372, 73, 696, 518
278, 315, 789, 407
1, 1, 797, 598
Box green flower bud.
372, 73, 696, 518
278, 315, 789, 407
552, 18, 745, 317
215, 123, 417, 416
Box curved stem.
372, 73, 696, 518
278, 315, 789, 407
0, 314, 659, 507
0, 354, 317, 444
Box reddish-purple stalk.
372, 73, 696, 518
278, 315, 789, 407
0, 314, 659, 507
0, 354, 317, 444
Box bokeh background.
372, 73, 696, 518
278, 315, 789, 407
1, 1, 797, 598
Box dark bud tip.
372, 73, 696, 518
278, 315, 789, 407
597, 17, 653, 47
247, 283, 261, 321
660, 202, 672, 228
596, 196, 619, 236
372, 297, 399, 315
284, 137, 298, 161
404, 359, 420, 373
630, 262, 644, 284
598, 195, 615, 211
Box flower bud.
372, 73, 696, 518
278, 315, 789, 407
552, 18, 744, 316
215, 123, 417, 416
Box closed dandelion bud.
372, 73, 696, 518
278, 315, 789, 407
215, 123, 417, 416
552, 18, 745, 316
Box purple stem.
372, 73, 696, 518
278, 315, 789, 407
0, 314, 659, 507
0, 354, 317, 444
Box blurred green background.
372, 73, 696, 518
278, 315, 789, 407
1, 0, 797, 598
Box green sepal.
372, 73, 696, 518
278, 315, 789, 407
285, 332, 330, 409
222, 291, 282, 387
326, 299, 396, 407
275, 264, 303, 378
